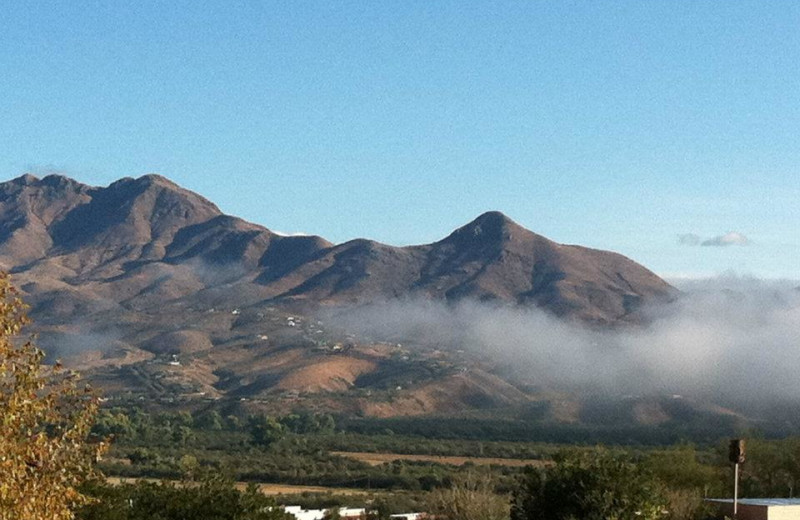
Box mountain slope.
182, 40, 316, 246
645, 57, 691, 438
0, 173, 681, 419
0, 174, 331, 311
263, 211, 674, 324
0, 174, 673, 325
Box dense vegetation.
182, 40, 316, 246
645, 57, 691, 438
5, 269, 800, 520
338, 413, 742, 445
93, 407, 514, 492
86, 404, 800, 518
76, 476, 291, 520
13, 368, 800, 520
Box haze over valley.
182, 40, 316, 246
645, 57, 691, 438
1, 172, 797, 437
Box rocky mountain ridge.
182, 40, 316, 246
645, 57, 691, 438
1, 173, 674, 325
0, 173, 683, 422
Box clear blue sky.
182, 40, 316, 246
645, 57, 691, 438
2, 2, 799, 279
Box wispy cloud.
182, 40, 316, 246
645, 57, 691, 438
701, 232, 749, 247
678, 232, 750, 247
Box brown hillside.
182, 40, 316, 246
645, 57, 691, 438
0, 173, 681, 419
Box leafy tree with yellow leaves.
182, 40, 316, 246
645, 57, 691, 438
0, 273, 106, 519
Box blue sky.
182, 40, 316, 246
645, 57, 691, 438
2, 2, 799, 279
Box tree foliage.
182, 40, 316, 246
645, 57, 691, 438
511, 448, 667, 520
427, 472, 509, 520
247, 414, 286, 447
642, 445, 722, 520
77, 476, 292, 520
0, 273, 106, 519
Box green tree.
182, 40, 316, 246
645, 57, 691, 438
174, 411, 194, 427
643, 445, 723, 493
127, 447, 159, 466
511, 448, 667, 520
0, 273, 106, 519
178, 454, 199, 477
77, 475, 291, 520
225, 414, 241, 430
194, 410, 223, 431
171, 424, 195, 446
281, 411, 336, 434
427, 472, 509, 520
92, 409, 132, 438
643, 446, 723, 520
247, 414, 286, 447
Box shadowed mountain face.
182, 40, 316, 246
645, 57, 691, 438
0, 174, 683, 420
0, 174, 331, 274
272, 211, 675, 324
0, 174, 673, 325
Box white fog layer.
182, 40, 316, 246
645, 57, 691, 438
324, 277, 800, 403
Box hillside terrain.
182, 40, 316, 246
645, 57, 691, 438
0, 173, 708, 426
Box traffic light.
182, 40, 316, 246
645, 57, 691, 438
729, 439, 746, 464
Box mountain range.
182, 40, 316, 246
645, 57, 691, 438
0, 173, 673, 324
0, 173, 694, 424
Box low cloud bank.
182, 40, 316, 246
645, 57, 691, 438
324, 276, 800, 403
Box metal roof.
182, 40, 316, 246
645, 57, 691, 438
707, 499, 800, 507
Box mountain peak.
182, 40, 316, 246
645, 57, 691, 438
12, 173, 40, 185
107, 174, 180, 191
137, 173, 180, 188
40, 174, 85, 189
96, 174, 222, 217
9, 173, 89, 189
470, 210, 517, 229
443, 211, 525, 246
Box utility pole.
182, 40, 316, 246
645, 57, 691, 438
734, 461, 739, 517
729, 439, 746, 519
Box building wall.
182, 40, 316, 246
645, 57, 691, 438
713, 502, 800, 520
714, 503, 767, 520
768, 505, 800, 520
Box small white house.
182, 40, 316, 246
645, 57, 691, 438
283, 505, 424, 520
283, 506, 325, 520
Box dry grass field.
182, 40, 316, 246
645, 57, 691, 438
331, 451, 547, 468
107, 477, 369, 496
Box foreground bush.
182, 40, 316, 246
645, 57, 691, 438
77, 476, 291, 520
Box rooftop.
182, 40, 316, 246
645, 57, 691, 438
707, 499, 800, 507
